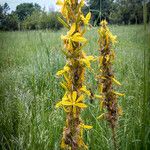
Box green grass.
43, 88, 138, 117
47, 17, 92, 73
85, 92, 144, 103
0, 25, 150, 150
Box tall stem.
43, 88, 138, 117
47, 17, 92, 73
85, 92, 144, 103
56, 0, 93, 149
98, 20, 121, 150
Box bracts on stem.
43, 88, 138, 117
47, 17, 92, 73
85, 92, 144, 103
97, 20, 124, 150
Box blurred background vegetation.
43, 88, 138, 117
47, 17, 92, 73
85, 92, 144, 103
0, 0, 150, 31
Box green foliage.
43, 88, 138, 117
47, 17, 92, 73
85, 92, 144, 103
0, 3, 17, 31
15, 3, 41, 21
87, 0, 113, 25
22, 11, 41, 30
22, 11, 63, 30
1, 1, 150, 31
39, 12, 63, 30
2, 13, 18, 31
0, 2, 63, 31
85, 0, 146, 25
0, 26, 150, 150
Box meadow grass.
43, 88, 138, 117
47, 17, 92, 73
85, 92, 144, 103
0, 25, 150, 150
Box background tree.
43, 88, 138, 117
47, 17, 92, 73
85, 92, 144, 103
0, 1, 149, 31
0, 3, 11, 30
85, 0, 144, 25
22, 11, 63, 30
15, 3, 41, 21
85, 0, 114, 25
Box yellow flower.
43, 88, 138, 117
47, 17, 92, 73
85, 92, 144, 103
79, 0, 85, 7
109, 33, 117, 44
56, 65, 70, 76
80, 55, 95, 68
61, 23, 87, 43
71, 33, 87, 42
105, 54, 110, 62
81, 12, 91, 25
56, 0, 63, 5
55, 93, 68, 108
61, 139, 67, 149
77, 136, 88, 149
57, 91, 87, 116
99, 76, 106, 80
80, 86, 91, 96
56, 0, 68, 19
100, 20, 108, 26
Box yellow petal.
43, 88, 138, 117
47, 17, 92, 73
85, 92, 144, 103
72, 33, 87, 42
78, 136, 88, 149
56, 70, 65, 76
76, 95, 84, 103
80, 124, 93, 129
100, 76, 106, 79
83, 124, 93, 129
64, 74, 70, 83
80, 86, 91, 96
55, 101, 62, 108
80, 0, 84, 7
68, 23, 76, 35
63, 106, 70, 112
56, 0, 63, 5
72, 91, 77, 102
62, 92, 68, 100
80, 58, 91, 68
105, 54, 110, 62
68, 94, 72, 102
61, 139, 67, 149
61, 4, 68, 17
87, 55, 94, 61
85, 12, 91, 24
64, 66, 70, 71
62, 101, 72, 106
113, 91, 125, 97
100, 20, 108, 26
112, 77, 121, 86
75, 103, 87, 108
81, 12, 91, 25
56, 66, 70, 76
